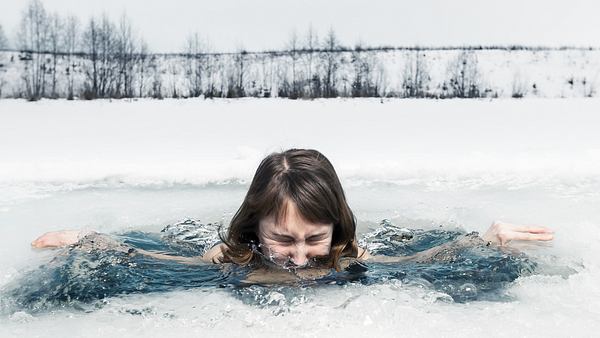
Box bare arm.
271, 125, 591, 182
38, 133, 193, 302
357, 243, 413, 263
128, 243, 226, 265
360, 221, 554, 264
31, 229, 225, 265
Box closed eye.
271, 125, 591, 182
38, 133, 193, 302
272, 235, 295, 243
306, 234, 328, 243
270, 234, 328, 245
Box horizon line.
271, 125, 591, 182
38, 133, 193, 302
2, 44, 599, 56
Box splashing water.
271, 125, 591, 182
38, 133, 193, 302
0, 219, 573, 316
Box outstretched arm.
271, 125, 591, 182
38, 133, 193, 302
361, 221, 554, 264
31, 229, 224, 265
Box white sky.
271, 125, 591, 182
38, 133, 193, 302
1, 0, 599, 52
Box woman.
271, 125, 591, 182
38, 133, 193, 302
31, 148, 554, 275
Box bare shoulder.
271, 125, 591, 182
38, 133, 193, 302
202, 242, 227, 263
357, 246, 371, 260
357, 246, 413, 263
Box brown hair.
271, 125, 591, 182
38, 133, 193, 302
219, 148, 358, 271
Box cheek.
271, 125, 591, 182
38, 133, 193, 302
307, 241, 332, 256
259, 239, 290, 256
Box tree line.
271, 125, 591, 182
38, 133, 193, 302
1, 0, 594, 100
11, 0, 150, 100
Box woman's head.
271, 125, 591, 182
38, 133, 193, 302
220, 148, 357, 270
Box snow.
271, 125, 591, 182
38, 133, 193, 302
1, 97, 600, 183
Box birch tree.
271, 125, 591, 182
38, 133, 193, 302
63, 15, 80, 99
286, 29, 301, 98
82, 17, 99, 98
115, 14, 137, 97
48, 13, 63, 98
18, 0, 49, 100
321, 28, 340, 98
137, 38, 150, 97
304, 24, 318, 98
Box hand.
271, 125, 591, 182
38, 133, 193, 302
31, 230, 84, 249
482, 221, 554, 246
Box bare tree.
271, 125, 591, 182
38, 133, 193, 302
218, 55, 229, 97
183, 32, 205, 97
228, 45, 247, 98
167, 62, 180, 98
321, 28, 340, 98
150, 55, 163, 99
82, 17, 99, 98
48, 13, 63, 98
286, 29, 301, 98
402, 50, 430, 98
304, 24, 319, 98
81, 14, 118, 98
203, 39, 217, 98
115, 14, 137, 98
447, 50, 482, 98
63, 15, 80, 100
258, 53, 274, 97
374, 60, 388, 98
17, 0, 49, 100
136, 38, 150, 97
351, 42, 378, 97
97, 14, 117, 97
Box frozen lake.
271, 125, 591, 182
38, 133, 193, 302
1, 98, 599, 337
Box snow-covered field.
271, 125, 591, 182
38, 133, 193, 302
1, 98, 599, 337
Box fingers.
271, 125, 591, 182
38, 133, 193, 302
511, 225, 554, 234
31, 234, 48, 248
496, 222, 554, 234
508, 231, 554, 242
31, 238, 52, 248
31, 231, 68, 249
31, 230, 78, 248
31, 236, 60, 248
490, 221, 555, 246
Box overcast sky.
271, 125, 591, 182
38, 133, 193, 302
1, 0, 599, 52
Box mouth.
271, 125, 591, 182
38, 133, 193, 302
250, 243, 328, 270
262, 254, 323, 270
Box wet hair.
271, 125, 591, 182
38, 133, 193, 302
219, 148, 358, 271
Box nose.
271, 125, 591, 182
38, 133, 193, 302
290, 243, 308, 266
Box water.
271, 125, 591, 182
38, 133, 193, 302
1, 218, 552, 313
0, 177, 597, 337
